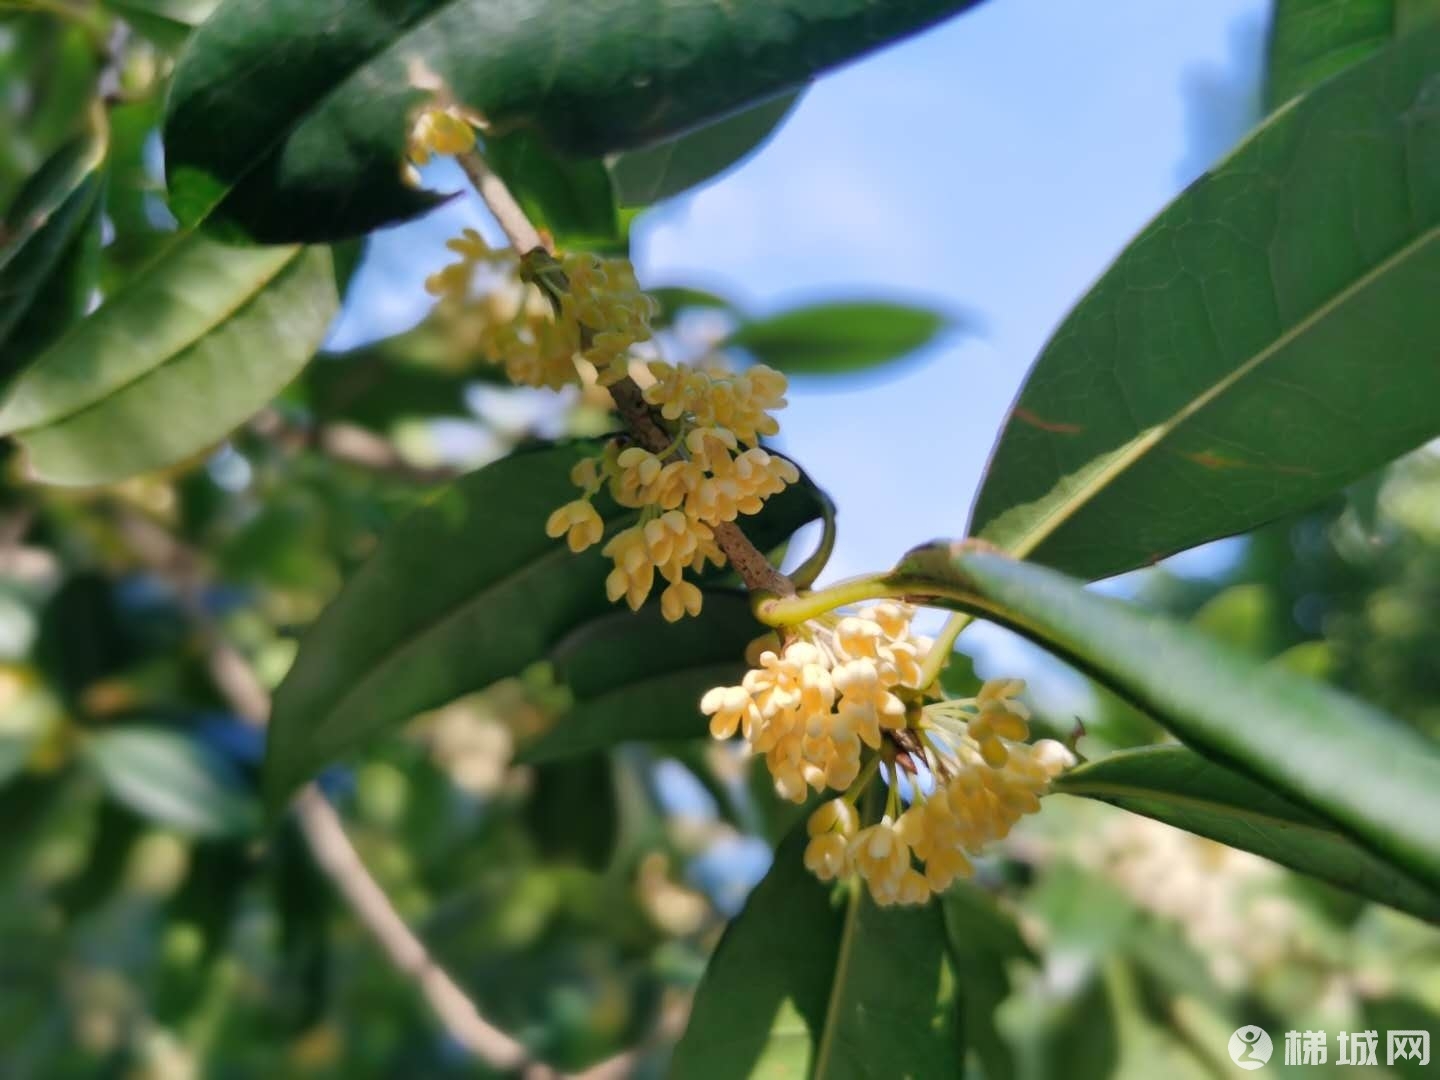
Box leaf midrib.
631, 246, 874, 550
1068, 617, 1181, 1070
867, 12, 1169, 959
1, 239, 303, 434
811, 881, 862, 1079
1000, 223, 1440, 561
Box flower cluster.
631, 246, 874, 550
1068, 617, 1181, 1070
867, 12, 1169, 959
702, 602, 931, 800
704, 611, 1072, 906
404, 103, 479, 186
544, 354, 795, 621
422, 230, 658, 392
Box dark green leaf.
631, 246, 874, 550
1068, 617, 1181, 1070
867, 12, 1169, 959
1056, 745, 1440, 920
942, 883, 1033, 1080
103, 0, 220, 49
81, 726, 259, 837
728, 300, 951, 377
485, 131, 621, 249
0, 121, 107, 379
608, 93, 801, 207
163, 0, 987, 241
891, 546, 1440, 894
265, 442, 824, 810
969, 28, 1440, 581
649, 285, 737, 328
0, 235, 337, 485
306, 321, 503, 431
519, 594, 758, 763
672, 822, 959, 1078
1265, 0, 1440, 110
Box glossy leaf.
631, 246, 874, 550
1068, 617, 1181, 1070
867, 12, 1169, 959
81, 727, 259, 837
671, 822, 959, 1078
0, 235, 337, 485
728, 300, 951, 377
941, 883, 1033, 1080
163, 0, 987, 241
484, 131, 621, 249
1265, 0, 1440, 110
265, 442, 824, 810
518, 595, 757, 764
969, 28, 1440, 581
608, 93, 801, 207
103, 0, 221, 49
890, 546, 1440, 893
1055, 745, 1440, 920
0, 121, 107, 378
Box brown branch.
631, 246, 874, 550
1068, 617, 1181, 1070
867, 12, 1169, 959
459, 148, 795, 599
109, 507, 535, 1073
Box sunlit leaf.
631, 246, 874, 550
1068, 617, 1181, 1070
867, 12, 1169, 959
1265, 0, 1440, 109
1056, 745, 1440, 920
264, 442, 825, 811
0, 235, 337, 485
728, 300, 952, 377
163, 0, 988, 240
0, 118, 107, 379
608, 93, 801, 207
82, 726, 259, 837
890, 545, 1440, 894
970, 28, 1440, 580
671, 820, 959, 1078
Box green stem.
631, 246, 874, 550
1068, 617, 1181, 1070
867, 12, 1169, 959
752, 572, 898, 626
787, 495, 837, 590
918, 612, 974, 690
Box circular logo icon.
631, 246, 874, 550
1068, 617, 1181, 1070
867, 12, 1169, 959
1229, 1026, 1273, 1070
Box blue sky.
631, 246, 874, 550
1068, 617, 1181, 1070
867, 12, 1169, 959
335, 0, 1270, 665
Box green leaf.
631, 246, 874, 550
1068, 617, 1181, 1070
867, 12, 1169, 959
0, 235, 337, 485
162, 0, 987, 241
969, 27, 1440, 581
0, 120, 107, 379
890, 546, 1440, 894
81, 727, 259, 837
518, 594, 758, 764
484, 131, 621, 249
264, 442, 824, 810
1056, 745, 1440, 921
103, 0, 220, 49
671, 822, 959, 1079
306, 320, 504, 431
728, 300, 952, 377
1265, 0, 1440, 110
941, 883, 1032, 1080
608, 93, 801, 207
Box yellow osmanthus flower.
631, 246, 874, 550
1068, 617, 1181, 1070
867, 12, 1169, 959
702, 602, 932, 802
414, 131, 794, 622
404, 103, 480, 185
705, 606, 1073, 906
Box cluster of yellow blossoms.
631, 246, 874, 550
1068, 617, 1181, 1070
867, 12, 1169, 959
704, 603, 1072, 906
406, 102, 1068, 908
409, 105, 798, 624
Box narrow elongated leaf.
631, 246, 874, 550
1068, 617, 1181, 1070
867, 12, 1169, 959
608, 93, 801, 207
518, 595, 757, 763
265, 442, 824, 810
163, 0, 986, 241
1266, 0, 1440, 109
1056, 745, 1440, 920
890, 546, 1440, 893
0, 122, 107, 376
941, 884, 1033, 1080
970, 28, 1440, 581
671, 822, 959, 1079
0, 235, 336, 485
729, 300, 952, 377
82, 727, 259, 837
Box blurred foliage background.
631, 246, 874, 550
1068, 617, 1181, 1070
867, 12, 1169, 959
2, 1, 1440, 1077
